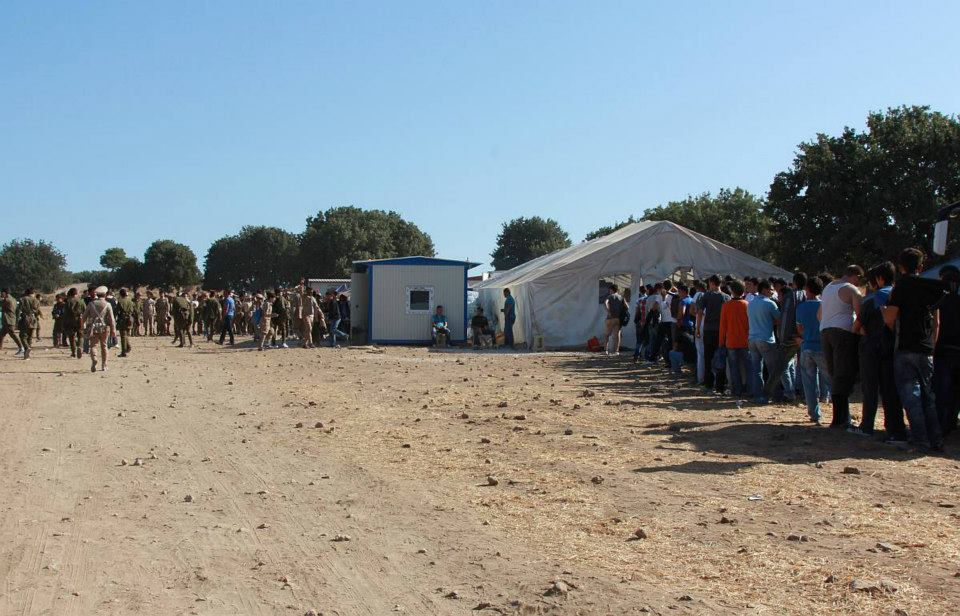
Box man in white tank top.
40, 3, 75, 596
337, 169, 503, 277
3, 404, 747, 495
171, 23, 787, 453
818, 265, 864, 429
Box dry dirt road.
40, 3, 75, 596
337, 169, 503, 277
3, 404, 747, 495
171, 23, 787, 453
0, 336, 958, 616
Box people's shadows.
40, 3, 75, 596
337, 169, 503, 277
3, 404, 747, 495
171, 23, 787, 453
631, 421, 932, 476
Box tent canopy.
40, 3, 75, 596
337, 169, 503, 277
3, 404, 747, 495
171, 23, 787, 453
475, 220, 790, 349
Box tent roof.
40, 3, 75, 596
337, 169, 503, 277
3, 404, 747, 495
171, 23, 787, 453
477, 220, 789, 288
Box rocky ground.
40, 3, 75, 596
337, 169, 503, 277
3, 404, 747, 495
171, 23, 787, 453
0, 336, 957, 615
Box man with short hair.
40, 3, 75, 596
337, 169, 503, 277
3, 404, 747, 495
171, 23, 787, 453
258, 292, 276, 351
765, 272, 806, 403
63, 287, 85, 358
819, 265, 864, 428
796, 278, 831, 423
697, 275, 729, 393
218, 290, 236, 345
603, 284, 626, 354
116, 288, 136, 357
471, 306, 490, 349
933, 264, 960, 435
502, 288, 516, 349
0, 289, 23, 355
854, 262, 905, 439
883, 248, 945, 452
719, 279, 750, 401
651, 281, 676, 365
747, 280, 781, 404
18, 289, 40, 359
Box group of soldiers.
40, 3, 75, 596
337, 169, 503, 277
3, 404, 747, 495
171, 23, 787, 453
1, 282, 351, 362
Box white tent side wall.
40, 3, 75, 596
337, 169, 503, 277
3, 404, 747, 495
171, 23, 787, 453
476, 221, 791, 349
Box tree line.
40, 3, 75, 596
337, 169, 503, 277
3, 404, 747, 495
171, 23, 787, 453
491, 106, 960, 274
0, 206, 434, 293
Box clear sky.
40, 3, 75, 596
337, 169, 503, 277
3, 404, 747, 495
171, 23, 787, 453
2, 1, 958, 273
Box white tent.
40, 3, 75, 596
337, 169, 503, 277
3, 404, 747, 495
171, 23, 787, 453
475, 220, 791, 349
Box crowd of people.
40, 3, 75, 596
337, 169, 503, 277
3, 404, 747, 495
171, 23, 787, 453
604, 247, 959, 454
0, 282, 351, 372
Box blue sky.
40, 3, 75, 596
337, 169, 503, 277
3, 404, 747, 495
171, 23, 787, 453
2, 1, 958, 272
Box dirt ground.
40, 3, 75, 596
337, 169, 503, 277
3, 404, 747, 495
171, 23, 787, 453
0, 335, 958, 616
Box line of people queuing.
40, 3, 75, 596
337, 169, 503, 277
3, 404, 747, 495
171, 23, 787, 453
617, 248, 958, 454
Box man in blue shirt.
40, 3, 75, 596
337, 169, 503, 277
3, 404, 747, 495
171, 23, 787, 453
432, 305, 451, 346
747, 280, 781, 404
218, 289, 236, 345
796, 278, 831, 423
501, 288, 516, 349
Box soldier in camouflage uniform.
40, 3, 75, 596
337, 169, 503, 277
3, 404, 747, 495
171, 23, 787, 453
116, 288, 136, 357
155, 292, 171, 336
131, 291, 142, 336
0, 288, 23, 354
18, 289, 41, 360
171, 290, 194, 348
63, 288, 85, 358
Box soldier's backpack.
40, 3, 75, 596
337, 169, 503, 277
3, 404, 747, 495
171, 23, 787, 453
89, 303, 109, 335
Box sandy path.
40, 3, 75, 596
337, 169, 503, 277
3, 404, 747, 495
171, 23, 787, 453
0, 337, 957, 615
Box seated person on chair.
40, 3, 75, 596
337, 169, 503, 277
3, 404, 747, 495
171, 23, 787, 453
470, 307, 491, 348
432, 306, 451, 344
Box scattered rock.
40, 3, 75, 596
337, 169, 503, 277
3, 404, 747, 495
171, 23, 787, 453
486, 475, 499, 486
132, 458, 143, 467
120, 459, 129, 466
544, 580, 570, 596
719, 516, 736, 525
876, 542, 897, 553
564, 428, 573, 436
842, 466, 861, 475
257, 523, 269, 529
786, 533, 809, 542
184, 494, 194, 503
480, 437, 492, 444
295, 422, 304, 428
677, 594, 693, 601
314, 422, 324, 428
497, 401, 508, 408
631, 528, 648, 540
581, 389, 595, 398
332, 534, 351, 542
591, 475, 604, 485
444, 591, 460, 599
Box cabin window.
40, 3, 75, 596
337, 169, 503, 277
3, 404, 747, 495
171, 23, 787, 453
406, 286, 435, 313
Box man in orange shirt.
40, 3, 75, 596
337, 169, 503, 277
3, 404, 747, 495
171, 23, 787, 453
719, 279, 750, 401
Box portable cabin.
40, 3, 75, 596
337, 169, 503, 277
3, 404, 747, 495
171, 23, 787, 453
350, 257, 479, 344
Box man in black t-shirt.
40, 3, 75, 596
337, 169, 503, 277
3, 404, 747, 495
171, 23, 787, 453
933, 265, 960, 435
696, 275, 729, 393
884, 248, 946, 451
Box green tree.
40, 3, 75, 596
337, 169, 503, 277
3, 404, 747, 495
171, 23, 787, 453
584, 216, 639, 241
113, 258, 144, 288
204, 226, 299, 290
767, 105, 960, 273
490, 216, 572, 270
141, 240, 201, 288
99, 247, 129, 270
0, 239, 68, 293
642, 188, 773, 261
299, 206, 435, 277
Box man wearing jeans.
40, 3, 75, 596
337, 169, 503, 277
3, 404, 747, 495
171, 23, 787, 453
796, 278, 831, 423
854, 262, 905, 440
697, 275, 729, 394
819, 265, 864, 428
884, 248, 946, 452
747, 280, 781, 404
719, 279, 750, 401
218, 290, 236, 346
766, 272, 806, 403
